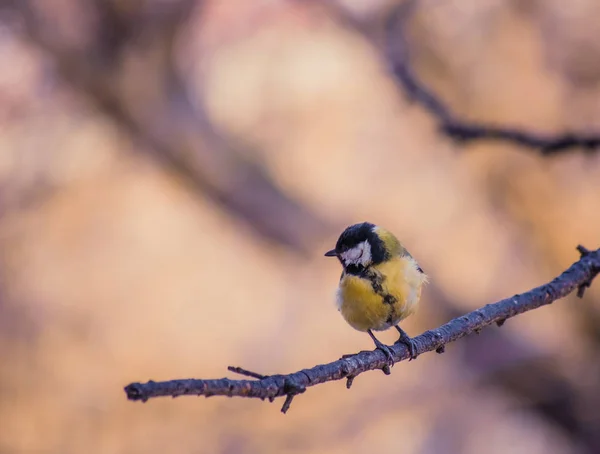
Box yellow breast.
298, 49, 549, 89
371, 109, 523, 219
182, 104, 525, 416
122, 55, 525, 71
337, 256, 426, 332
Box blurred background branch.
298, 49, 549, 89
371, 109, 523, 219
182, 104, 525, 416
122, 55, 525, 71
324, 0, 600, 154
382, 2, 600, 154
2, 0, 331, 251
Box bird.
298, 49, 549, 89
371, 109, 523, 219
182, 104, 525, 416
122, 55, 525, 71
325, 222, 428, 366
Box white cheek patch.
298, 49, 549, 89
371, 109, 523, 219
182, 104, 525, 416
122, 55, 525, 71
341, 246, 361, 262
360, 240, 372, 265
341, 240, 372, 266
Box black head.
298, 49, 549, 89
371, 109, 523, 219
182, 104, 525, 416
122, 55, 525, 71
324, 222, 389, 272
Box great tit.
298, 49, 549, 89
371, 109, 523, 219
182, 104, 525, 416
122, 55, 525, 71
325, 222, 428, 365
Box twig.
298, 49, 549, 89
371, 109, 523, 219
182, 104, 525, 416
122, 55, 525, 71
125, 246, 600, 413
227, 366, 267, 380
381, 1, 600, 154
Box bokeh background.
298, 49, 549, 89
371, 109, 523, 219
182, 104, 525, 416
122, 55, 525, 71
1, 0, 599, 453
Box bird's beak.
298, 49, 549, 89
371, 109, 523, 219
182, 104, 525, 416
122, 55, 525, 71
324, 249, 337, 257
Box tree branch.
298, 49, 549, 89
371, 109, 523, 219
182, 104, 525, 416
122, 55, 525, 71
124, 245, 600, 413
381, 1, 600, 154
4, 0, 331, 253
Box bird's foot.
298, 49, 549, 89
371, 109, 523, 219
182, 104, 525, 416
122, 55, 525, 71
375, 342, 396, 367
367, 329, 395, 367
395, 326, 418, 360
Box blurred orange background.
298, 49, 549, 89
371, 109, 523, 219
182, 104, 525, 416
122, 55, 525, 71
0, 1, 599, 453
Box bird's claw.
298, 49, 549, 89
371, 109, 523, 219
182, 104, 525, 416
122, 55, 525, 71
375, 342, 396, 367
367, 329, 396, 368
396, 336, 418, 360
394, 325, 419, 360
